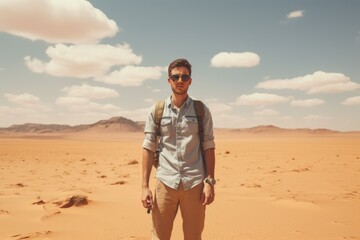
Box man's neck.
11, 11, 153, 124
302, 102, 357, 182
171, 93, 188, 108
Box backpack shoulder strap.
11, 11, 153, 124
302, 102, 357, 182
154, 100, 165, 135
194, 100, 207, 173
194, 100, 205, 141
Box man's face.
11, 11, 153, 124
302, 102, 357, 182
168, 66, 192, 96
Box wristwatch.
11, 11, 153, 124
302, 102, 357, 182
204, 177, 216, 186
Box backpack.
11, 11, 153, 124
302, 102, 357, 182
153, 100, 206, 170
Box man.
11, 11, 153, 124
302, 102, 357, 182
141, 58, 216, 240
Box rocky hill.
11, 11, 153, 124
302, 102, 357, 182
0, 116, 143, 134
229, 125, 339, 134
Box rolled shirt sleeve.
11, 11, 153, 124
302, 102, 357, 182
142, 104, 157, 153
202, 104, 216, 151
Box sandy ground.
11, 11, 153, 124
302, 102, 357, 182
0, 132, 359, 240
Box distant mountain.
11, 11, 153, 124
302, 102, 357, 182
230, 125, 340, 134
0, 116, 143, 134
2, 123, 72, 134
0, 119, 356, 135
78, 116, 143, 133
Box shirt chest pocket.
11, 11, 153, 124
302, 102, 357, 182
183, 116, 198, 134
160, 118, 172, 135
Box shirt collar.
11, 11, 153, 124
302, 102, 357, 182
166, 96, 193, 109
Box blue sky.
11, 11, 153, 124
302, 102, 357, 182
0, 0, 359, 130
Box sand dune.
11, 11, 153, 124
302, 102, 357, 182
0, 132, 359, 239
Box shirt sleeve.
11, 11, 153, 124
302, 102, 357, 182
142, 104, 157, 153
202, 104, 215, 151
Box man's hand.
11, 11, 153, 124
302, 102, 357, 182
141, 187, 153, 211
201, 183, 215, 206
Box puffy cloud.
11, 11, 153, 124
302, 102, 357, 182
5, 93, 40, 105
144, 98, 155, 104
303, 115, 329, 121
62, 84, 119, 99
56, 96, 90, 106
233, 93, 290, 106
0, 105, 54, 127
191, 99, 242, 128
210, 52, 260, 68
56, 96, 120, 112
256, 71, 360, 94
342, 96, 360, 105
98, 66, 164, 86
25, 43, 142, 78
254, 109, 279, 116
56, 84, 122, 118
287, 10, 304, 19
204, 99, 233, 114
4, 93, 51, 111
291, 98, 325, 107
211, 114, 247, 128
0, 0, 118, 44
25, 58, 45, 73
116, 108, 150, 122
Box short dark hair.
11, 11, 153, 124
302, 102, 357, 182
168, 58, 192, 77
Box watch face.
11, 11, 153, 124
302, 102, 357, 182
206, 178, 216, 185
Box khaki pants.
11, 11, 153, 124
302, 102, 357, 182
152, 180, 206, 240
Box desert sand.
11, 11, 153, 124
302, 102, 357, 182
1, 131, 360, 240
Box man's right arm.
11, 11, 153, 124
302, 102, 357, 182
141, 148, 154, 210
141, 104, 157, 210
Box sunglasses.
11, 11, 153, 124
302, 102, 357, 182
169, 74, 191, 82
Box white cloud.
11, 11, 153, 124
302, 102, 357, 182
4, 93, 51, 111
56, 96, 120, 112
25, 57, 45, 73
256, 71, 360, 94
291, 98, 325, 107
342, 96, 360, 105
254, 109, 279, 116
186, 99, 240, 128
146, 86, 162, 93
25, 43, 142, 78
62, 84, 119, 99
205, 99, 233, 114
56, 84, 123, 120
303, 115, 329, 121
233, 93, 290, 106
144, 98, 155, 104
116, 108, 150, 122
212, 114, 248, 128
0, 105, 54, 126
98, 65, 164, 86
210, 52, 260, 68
287, 10, 304, 19
56, 96, 90, 106
5, 93, 40, 105
0, 0, 118, 44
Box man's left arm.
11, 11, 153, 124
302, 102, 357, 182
201, 104, 216, 205
204, 148, 215, 179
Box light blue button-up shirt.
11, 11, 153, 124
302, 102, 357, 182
142, 96, 215, 190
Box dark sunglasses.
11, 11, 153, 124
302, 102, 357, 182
169, 74, 191, 82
